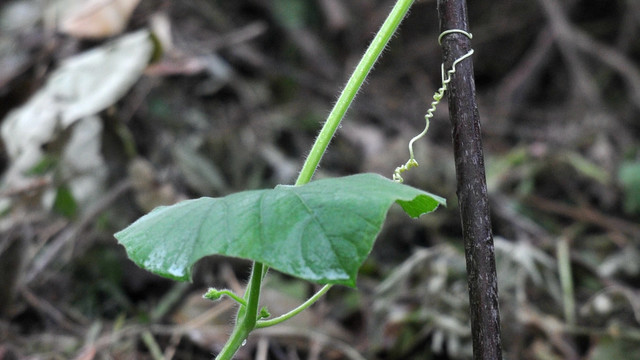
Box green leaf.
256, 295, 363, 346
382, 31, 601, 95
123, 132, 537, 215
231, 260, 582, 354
53, 185, 77, 218
619, 161, 640, 214
115, 173, 445, 287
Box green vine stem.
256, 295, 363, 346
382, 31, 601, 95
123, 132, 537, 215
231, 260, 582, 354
215, 1, 415, 358
215, 262, 264, 360
281, 0, 414, 336
266, 0, 415, 330
296, 0, 415, 186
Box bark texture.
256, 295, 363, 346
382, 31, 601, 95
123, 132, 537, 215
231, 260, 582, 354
437, 1, 504, 359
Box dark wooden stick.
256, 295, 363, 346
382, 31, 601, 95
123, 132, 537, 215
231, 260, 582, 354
437, 1, 503, 359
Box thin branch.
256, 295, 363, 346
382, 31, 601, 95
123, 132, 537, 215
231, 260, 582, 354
437, 1, 503, 359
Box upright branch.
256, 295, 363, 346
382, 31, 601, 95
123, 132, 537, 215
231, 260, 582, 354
436, 0, 503, 359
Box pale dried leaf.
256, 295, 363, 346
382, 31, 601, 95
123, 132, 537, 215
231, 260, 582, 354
1, 30, 152, 205
59, 0, 141, 39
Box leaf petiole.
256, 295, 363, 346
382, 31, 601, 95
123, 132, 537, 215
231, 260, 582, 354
256, 284, 332, 328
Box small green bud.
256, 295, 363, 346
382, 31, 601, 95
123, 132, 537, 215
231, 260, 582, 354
259, 306, 271, 319
203, 288, 223, 301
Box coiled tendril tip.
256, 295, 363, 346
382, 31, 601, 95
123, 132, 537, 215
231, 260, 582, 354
392, 29, 473, 183
393, 159, 418, 182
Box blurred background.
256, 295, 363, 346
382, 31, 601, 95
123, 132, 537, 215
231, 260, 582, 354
1, 0, 640, 359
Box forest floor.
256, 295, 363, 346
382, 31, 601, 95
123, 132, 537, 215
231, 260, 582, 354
1, 0, 640, 359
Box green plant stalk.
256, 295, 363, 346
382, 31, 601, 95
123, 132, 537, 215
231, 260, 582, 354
295, 0, 415, 186
558, 237, 575, 327
215, 1, 415, 357
215, 262, 264, 360
141, 330, 164, 360
278, 0, 415, 327
283, 0, 414, 330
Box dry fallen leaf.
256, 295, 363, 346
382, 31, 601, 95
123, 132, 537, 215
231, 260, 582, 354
59, 0, 141, 39
1, 30, 153, 207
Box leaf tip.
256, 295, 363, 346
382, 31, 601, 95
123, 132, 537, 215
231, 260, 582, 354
396, 193, 446, 218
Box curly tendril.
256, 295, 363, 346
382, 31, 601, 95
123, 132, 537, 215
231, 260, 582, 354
393, 29, 473, 183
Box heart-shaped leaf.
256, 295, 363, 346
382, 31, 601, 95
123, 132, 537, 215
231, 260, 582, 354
115, 173, 445, 287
